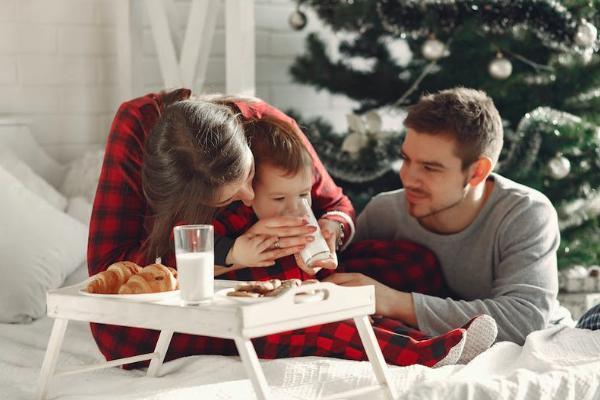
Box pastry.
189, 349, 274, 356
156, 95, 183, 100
86, 261, 142, 294
118, 263, 178, 294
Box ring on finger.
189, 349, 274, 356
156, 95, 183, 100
274, 239, 281, 249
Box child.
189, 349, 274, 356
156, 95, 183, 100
212, 116, 497, 367
214, 115, 338, 280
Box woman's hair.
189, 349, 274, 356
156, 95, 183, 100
142, 95, 249, 258
244, 116, 313, 181
404, 87, 503, 169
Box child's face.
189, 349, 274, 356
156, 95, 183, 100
252, 163, 312, 219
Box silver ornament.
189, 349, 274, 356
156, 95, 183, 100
488, 55, 512, 80
575, 20, 597, 48
548, 154, 571, 179
288, 9, 307, 31
421, 38, 445, 61
580, 48, 594, 64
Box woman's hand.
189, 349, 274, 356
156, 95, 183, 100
318, 218, 341, 255
246, 216, 316, 238
226, 216, 316, 267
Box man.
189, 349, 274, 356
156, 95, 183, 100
327, 87, 560, 344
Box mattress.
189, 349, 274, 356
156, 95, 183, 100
2, 308, 599, 400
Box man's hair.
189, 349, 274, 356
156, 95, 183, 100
244, 116, 313, 180
403, 87, 503, 168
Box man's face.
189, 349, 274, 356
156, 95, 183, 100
252, 163, 313, 220
399, 129, 472, 221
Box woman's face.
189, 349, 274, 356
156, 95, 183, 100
213, 146, 255, 207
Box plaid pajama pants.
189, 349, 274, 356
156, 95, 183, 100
90, 240, 464, 369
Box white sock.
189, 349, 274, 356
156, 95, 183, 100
458, 314, 498, 364
433, 331, 466, 368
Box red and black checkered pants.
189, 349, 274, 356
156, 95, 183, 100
90, 240, 463, 369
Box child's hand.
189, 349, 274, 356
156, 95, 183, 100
226, 232, 305, 268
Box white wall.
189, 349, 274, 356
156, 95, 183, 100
0, 0, 355, 164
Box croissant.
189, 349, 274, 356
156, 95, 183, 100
118, 263, 178, 294
86, 261, 142, 294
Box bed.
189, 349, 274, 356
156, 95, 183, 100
1, 125, 599, 400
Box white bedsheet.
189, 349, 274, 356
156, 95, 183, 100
1, 314, 599, 400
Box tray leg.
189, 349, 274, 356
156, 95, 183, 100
147, 329, 174, 377
234, 337, 272, 400
36, 318, 69, 400
354, 315, 398, 400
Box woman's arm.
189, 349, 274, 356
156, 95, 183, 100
87, 94, 163, 275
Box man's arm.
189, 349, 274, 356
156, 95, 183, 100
413, 200, 560, 344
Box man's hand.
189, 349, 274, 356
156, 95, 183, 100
324, 272, 417, 326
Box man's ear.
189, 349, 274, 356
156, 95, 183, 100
468, 157, 493, 186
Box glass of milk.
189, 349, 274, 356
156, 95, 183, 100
173, 225, 214, 305
291, 198, 337, 273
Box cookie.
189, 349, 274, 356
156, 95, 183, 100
229, 278, 317, 298
235, 279, 282, 294
227, 290, 261, 298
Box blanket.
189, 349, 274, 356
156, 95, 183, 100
1, 315, 599, 400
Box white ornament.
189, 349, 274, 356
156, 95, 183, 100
341, 132, 369, 156
346, 57, 376, 73
385, 38, 413, 66
548, 154, 571, 179
581, 48, 594, 64
575, 20, 597, 48
364, 110, 383, 134
346, 113, 366, 135
390, 159, 404, 173
488, 55, 512, 80
288, 9, 307, 31
421, 38, 445, 61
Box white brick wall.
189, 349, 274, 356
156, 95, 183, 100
0, 0, 355, 164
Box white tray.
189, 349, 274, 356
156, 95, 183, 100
38, 279, 396, 400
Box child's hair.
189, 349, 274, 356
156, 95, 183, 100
243, 116, 313, 179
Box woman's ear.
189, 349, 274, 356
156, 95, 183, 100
468, 157, 493, 186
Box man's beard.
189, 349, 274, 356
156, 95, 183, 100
407, 176, 470, 220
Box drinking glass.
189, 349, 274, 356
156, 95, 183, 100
173, 225, 214, 305
291, 198, 336, 272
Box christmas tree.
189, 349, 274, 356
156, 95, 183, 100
288, 0, 600, 269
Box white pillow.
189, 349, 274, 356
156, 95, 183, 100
0, 148, 67, 211
66, 196, 93, 227
0, 166, 88, 323
60, 149, 104, 202
0, 122, 65, 188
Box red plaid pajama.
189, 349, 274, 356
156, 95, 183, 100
92, 203, 464, 369
88, 91, 464, 369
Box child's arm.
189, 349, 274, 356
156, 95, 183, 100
213, 204, 311, 274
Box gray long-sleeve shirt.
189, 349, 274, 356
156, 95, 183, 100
353, 173, 560, 344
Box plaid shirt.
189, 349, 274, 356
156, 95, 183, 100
88, 91, 355, 275
576, 303, 600, 331
88, 92, 465, 369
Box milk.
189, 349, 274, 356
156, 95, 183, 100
176, 252, 214, 304
297, 198, 334, 271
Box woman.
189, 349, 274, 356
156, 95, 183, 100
87, 89, 358, 363
88, 89, 353, 275
88, 89, 467, 369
